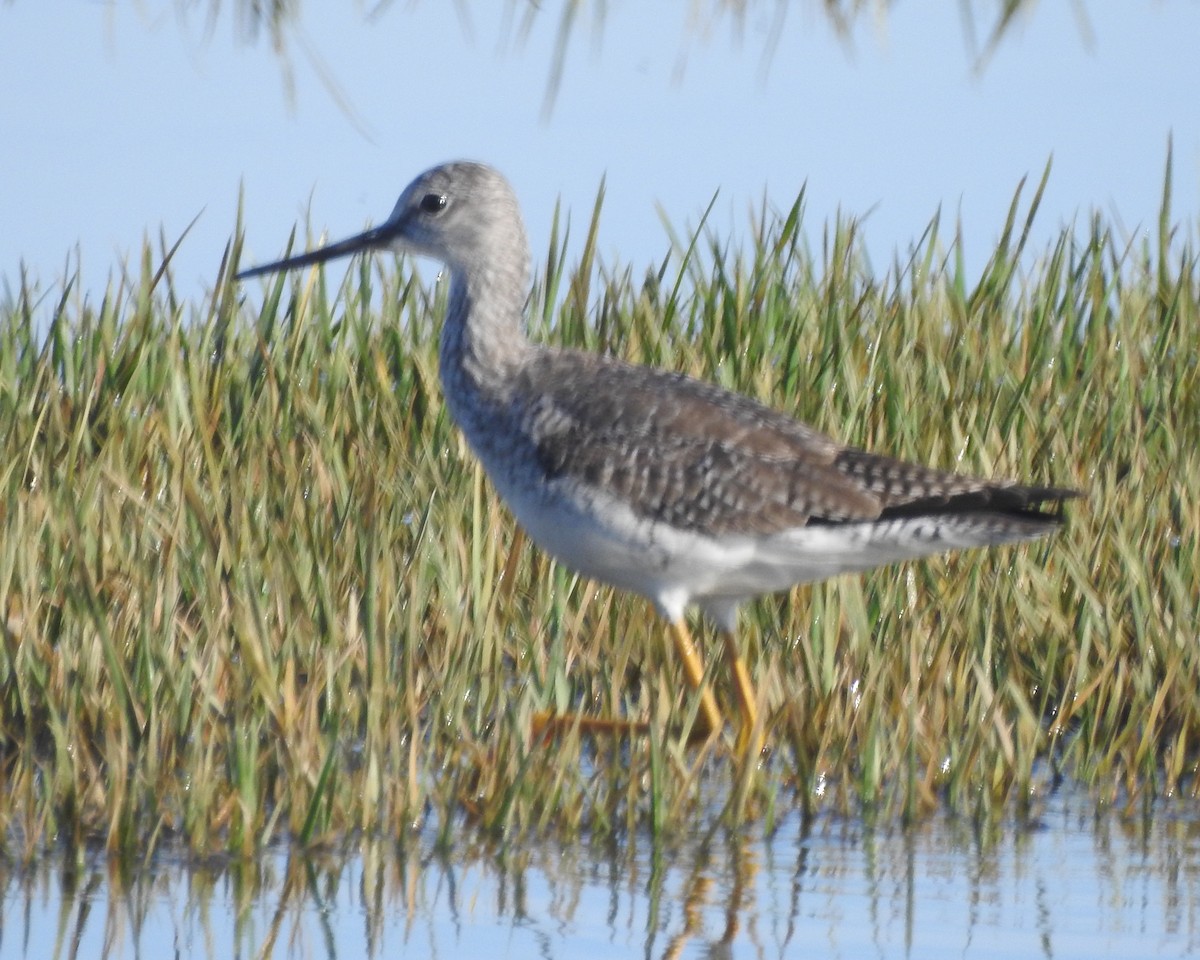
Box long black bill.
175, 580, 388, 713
235, 221, 399, 281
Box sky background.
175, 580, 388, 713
2, 2, 1198, 316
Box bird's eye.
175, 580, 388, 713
420, 193, 448, 214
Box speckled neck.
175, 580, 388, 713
437, 233, 534, 430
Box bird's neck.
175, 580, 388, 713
439, 250, 533, 412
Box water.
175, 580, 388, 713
4, 792, 1199, 959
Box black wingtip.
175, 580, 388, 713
874, 482, 1082, 525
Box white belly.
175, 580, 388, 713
493, 473, 758, 619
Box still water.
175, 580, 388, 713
3, 790, 1198, 959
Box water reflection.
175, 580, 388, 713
4, 794, 1200, 959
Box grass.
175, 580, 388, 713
0, 160, 1195, 861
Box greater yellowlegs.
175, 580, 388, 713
236, 161, 1079, 754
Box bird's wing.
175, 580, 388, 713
516, 350, 1077, 538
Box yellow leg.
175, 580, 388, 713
531, 711, 652, 741
667, 620, 723, 738
532, 617, 724, 744
722, 631, 761, 757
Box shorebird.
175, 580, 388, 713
236, 161, 1079, 755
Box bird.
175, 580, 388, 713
235, 160, 1079, 756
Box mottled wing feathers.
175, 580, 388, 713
517, 349, 1077, 537
828, 447, 1080, 528
518, 350, 878, 534
829, 448, 1079, 516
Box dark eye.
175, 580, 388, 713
420, 193, 448, 214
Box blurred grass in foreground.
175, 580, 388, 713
0, 163, 1195, 860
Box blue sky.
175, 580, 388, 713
2, 3, 1198, 314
